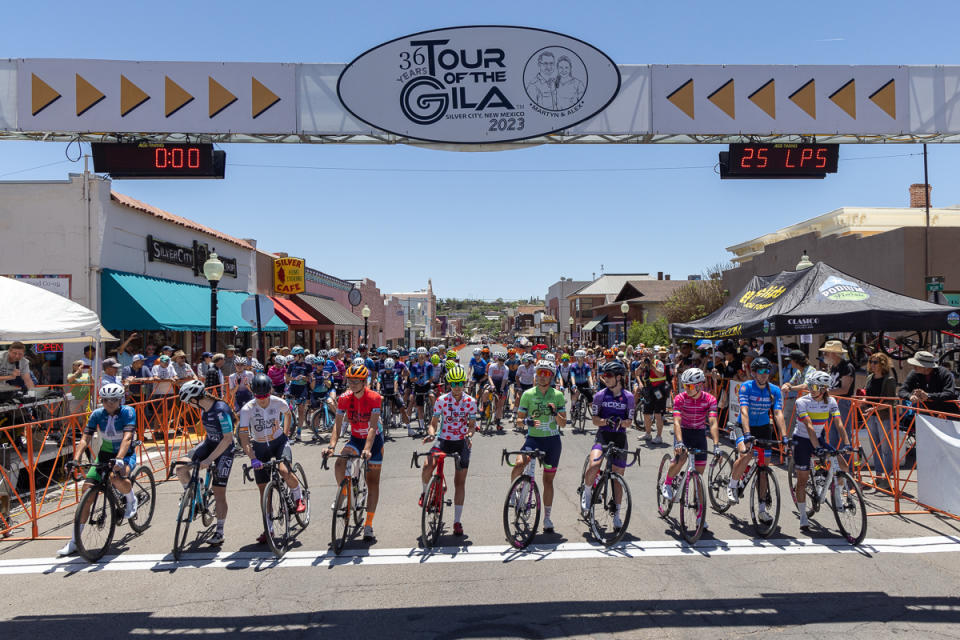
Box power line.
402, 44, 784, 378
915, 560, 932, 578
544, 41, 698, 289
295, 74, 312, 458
0, 160, 71, 179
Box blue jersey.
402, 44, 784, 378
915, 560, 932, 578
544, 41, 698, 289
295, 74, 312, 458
312, 368, 332, 394
85, 406, 137, 451
286, 360, 312, 385
737, 380, 783, 427
409, 361, 433, 386
201, 400, 235, 442
571, 362, 592, 385
379, 368, 400, 394
469, 357, 488, 377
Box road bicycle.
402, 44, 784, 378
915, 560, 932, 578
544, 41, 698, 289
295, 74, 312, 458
707, 436, 782, 538
655, 445, 710, 544
321, 452, 368, 555
786, 440, 867, 545
380, 392, 401, 437
500, 447, 547, 549
170, 458, 224, 560
242, 457, 310, 559
411, 448, 462, 548
306, 396, 336, 441
569, 392, 592, 434
412, 387, 435, 436
65, 456, 156, 562
576, 442, 641, 546
479, 387, 500, 434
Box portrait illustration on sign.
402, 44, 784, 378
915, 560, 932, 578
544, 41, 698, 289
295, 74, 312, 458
524, 47, 587, 113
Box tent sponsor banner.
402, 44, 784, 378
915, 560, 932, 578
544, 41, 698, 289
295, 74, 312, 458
916, 415, 960, 515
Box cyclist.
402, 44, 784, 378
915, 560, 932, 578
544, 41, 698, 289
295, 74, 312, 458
791, 370, 850, 530
557, 353, 573, 397
326, 349, 346, 395
485, 352, 509, 429
582, 361, 636, 528
429, 353, 445, 398
408, 347, 434, 437
309, 355, 337, 440
513, 359, 567, 534
238, 373, 306, 545
661, 368, 721, 510
504, 349, 521, 414
727, 358, 786, 525
174, 380, 235, 545
570, 349, 595, 408
421, 365, 477, 536
379, 357, 410, 426
515, 353, 537, 402
58, 383, 138, 556
285, 346, 312, 438
325, 363, 383, 542
468, 348, 488, 397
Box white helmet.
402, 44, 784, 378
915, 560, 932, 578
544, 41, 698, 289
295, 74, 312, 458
806, 370, 832, 387
417, 347, 428, 355
680, 368, 706, 386
384, 358, 396, 370
545, 353, 556, 362
473, 348, 481, 356
305, 355, 316, 365
328, 348, 339, 358
574, 349, 586, 359
99, 383, 125, 400
352, 357, 365, 367
535, 359, 556, 374
178, 379, 206, 402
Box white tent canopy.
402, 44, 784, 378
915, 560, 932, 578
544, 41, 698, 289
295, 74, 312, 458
0, 276, 113, 343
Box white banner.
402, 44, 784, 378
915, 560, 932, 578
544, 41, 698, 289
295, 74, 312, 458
916, 415, 960, 515
3, 274, 70, 298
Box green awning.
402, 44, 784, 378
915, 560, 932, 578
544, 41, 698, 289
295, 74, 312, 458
581, 315, 607, 332
101, 269, 288, 332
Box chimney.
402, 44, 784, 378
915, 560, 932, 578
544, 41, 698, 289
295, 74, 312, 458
665, 274, 671, 280
910, 183, 931, 208
658, 271, 663, 280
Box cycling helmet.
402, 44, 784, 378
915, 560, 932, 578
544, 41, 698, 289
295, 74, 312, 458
680, 368, 706, 386
388, 349, 400, 358
806, 370, 832, 388
346, 364, 368, 380
429, 347, 439, 355
603, 348, 615, 358
545, 353, 556, 362
430, 354, 441, 365
328, 348, 339, 358
750, 357, 772, 372
574, 349, 586, 359
507, 348, 516, 356
178, 379, 206, 403
273, 355, 286, 366
445, 359, 457, 371
99, 383, 125, 400
352, 357, 365, 367
251, 373, 273, 397
417, 347, 428, 355
617, 351, 625, 359
602, 360, 627, 377
384, 358, 395, 370
561, 353, 571, 361
305, 355, 316, 365
358, 344, 368, 352
535, 359, 556, 374
446, 349, 457, 360
291, 346, 305, 355
473, 348, 481, 356
446, 365, 467, 384
377, 347, 388, 354
398, 348, 408, 357
318, 350, 328, 358
482, 346, 491, 354
438, 344, 446, 351
496, 352, 506, 360
522, 353, 535, 363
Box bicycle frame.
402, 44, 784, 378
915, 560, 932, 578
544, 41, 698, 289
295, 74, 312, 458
170, 460, 213, 520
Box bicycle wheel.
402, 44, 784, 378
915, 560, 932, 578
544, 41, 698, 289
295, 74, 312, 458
679, 471, 706, 544
352, 468, 368, 529
420, 475, 445, 548
292, 462, 311, 528
173, 484, 196, 560
502, 476, 541, 549
201, 476, 216, 528
127, 465, 156, 533
787, 457, 819, 518
749, 466, 781, 538
831, 470, 867, 545
655, 453, 674, 517
589, 472, 631, 547
577, 452, 591, 515
938, 347, 960, 377
75, 485, 116, 562
331, 478, 352, 555
878, 330, 924, 362
262, 481, 290, 559
707, 450, 734, 513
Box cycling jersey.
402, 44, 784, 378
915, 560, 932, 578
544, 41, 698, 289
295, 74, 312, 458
793, 394, 840, 439
432, 392, 478, 440
505, 357, 520, 381
408, 361, 433, 386
468, 357, 488, 378
201, 400, 235, 442
239, 396, 290, 443
429, 363, 443, 382
286, 360, 311, 385
266, 366, 286, 387
570, 362, 592, 385
737, 380, 783, 427
379, 368, 400, 395
325, 359, 345, 382
85, 406, 137, 451
487, 362, 507, 380
591, 387, 636, 432
558, 363, 572, 382
337, 389, 382, 438
516, 364, 536, 386
517, 386, 566, 438
312, 369, 333, 394
671, 391, 718, 430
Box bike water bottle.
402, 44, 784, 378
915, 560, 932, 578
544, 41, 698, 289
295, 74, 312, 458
526, 459, 536, 476
345, 459, 354, 476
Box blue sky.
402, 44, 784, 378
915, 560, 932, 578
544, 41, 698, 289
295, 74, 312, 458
3, 1, 959, 299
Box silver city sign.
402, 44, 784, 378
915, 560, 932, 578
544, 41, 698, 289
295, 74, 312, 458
337, 26, 621, 144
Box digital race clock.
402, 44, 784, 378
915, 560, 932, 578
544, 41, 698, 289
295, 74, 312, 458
91, 143, 225, 179
719, 143, 839, 179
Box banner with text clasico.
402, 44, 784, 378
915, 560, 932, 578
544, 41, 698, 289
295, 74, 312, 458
337, 26, 621, 144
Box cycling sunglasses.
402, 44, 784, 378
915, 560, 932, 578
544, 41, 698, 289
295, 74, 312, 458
755, 368, 771, 375
682, 383, 700, 392
449, 381, 465, 388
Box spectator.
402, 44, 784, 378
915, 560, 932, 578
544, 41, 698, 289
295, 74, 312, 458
862, 352, 898, 487
66, 360, 92, 414
782, 350, 816, 396
898, 350, 958, 415
100, 358, 122, 387
245, 347, 261, 370
205, 354, 225, 390
221, 345, 239, 379
143, 343, 159, 368
195, 352, 214, 379
820, 340, 856, 447
123, 354, 152, 402
0, 341, 35, 391
171, 350, 197, 381
114, 332, 139, 369
229, 358, 254, 411
80, 345, 96, 368
150, 355, 178, 435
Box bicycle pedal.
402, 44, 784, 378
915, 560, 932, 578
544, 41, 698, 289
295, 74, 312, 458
444, 499, 452, 506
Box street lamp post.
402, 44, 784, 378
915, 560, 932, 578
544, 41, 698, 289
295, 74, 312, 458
406, 320, 412, 349
620, 301, 630, 346
361, 305, 371, 345
203, 251, 225, 353
568, 315, 574, 345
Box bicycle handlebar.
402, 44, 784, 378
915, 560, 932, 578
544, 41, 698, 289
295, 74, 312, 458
501, 448, 545, 467
411, 449, 462, 470
597, 443, 642, 469
321, 451, 362, 471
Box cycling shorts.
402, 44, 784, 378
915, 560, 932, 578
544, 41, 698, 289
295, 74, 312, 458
792, 435, 816, 471
382, 393, 405, 410
592, 430, 628, 468
342, 432, 384, 466
575, 383, 594, 403
517, 381, 533, 394
414, 384, 433, 407
251, 434, 291, 484
272, 384, 286, 396
431, 438, 471, 470
86, 451, 137, 482
732, 424, 774, 447
286, 384, 309, 404
189, 440, 235, 487
521, 434, 561, 473
487, 378, 507, 394
678, 427, 708, 464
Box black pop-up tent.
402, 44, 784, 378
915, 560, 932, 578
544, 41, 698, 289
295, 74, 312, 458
671, 262, 960, 340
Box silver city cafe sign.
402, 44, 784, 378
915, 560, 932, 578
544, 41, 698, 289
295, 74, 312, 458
338, 26, 621, 144
146, 235, 237, 278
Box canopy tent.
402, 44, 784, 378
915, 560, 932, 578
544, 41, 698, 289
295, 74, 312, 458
0, 275, 115, 343
671, 262, 960, 340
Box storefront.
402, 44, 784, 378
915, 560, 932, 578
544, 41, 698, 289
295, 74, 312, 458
269, 296, 320, 351
293, 294, 364, 350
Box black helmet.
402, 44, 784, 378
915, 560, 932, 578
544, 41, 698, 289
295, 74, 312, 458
602, 360, 627, 376
251, 373, 273, 397
750, 357, 772, 372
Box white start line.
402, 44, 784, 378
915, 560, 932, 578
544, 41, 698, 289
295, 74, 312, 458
0, 535, 957, 575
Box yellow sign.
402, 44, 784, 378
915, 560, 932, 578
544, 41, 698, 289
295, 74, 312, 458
273, 257, 305, 294
739, 285, 787, 311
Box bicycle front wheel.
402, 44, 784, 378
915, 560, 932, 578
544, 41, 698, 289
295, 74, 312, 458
352, 469, 368, 529
421, 475, 445, 548
831, 470, 867, 545
127, 465, 156, 533
707, 450, 734, 513
749, 466, 781, 539
201, 477, 216, 528
331, 478, 352, 555
292, 462, 311, 528
173, 484, 196, 560
503, 476, 541, 549
787, 457, 819, 518
262, 481, 290, 559
679, 471, 706, 544
655, 453, 673, 517
589, 472, 631, 547
75, 485, 116, 562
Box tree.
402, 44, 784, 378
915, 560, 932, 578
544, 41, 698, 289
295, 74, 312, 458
661, 262, 733, 324
627, 317, 670, 347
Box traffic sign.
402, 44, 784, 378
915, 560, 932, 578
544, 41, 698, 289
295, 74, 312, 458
241, 294, 275, 328
926, 276, 945, 292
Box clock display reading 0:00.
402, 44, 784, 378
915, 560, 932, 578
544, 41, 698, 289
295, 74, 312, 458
154, 147, 202, 169
91, 142, 220, 178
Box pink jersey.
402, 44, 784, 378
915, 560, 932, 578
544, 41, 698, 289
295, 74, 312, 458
672, 391, 718, 430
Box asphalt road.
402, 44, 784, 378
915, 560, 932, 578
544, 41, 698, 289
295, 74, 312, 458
1, 346, 959, 639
